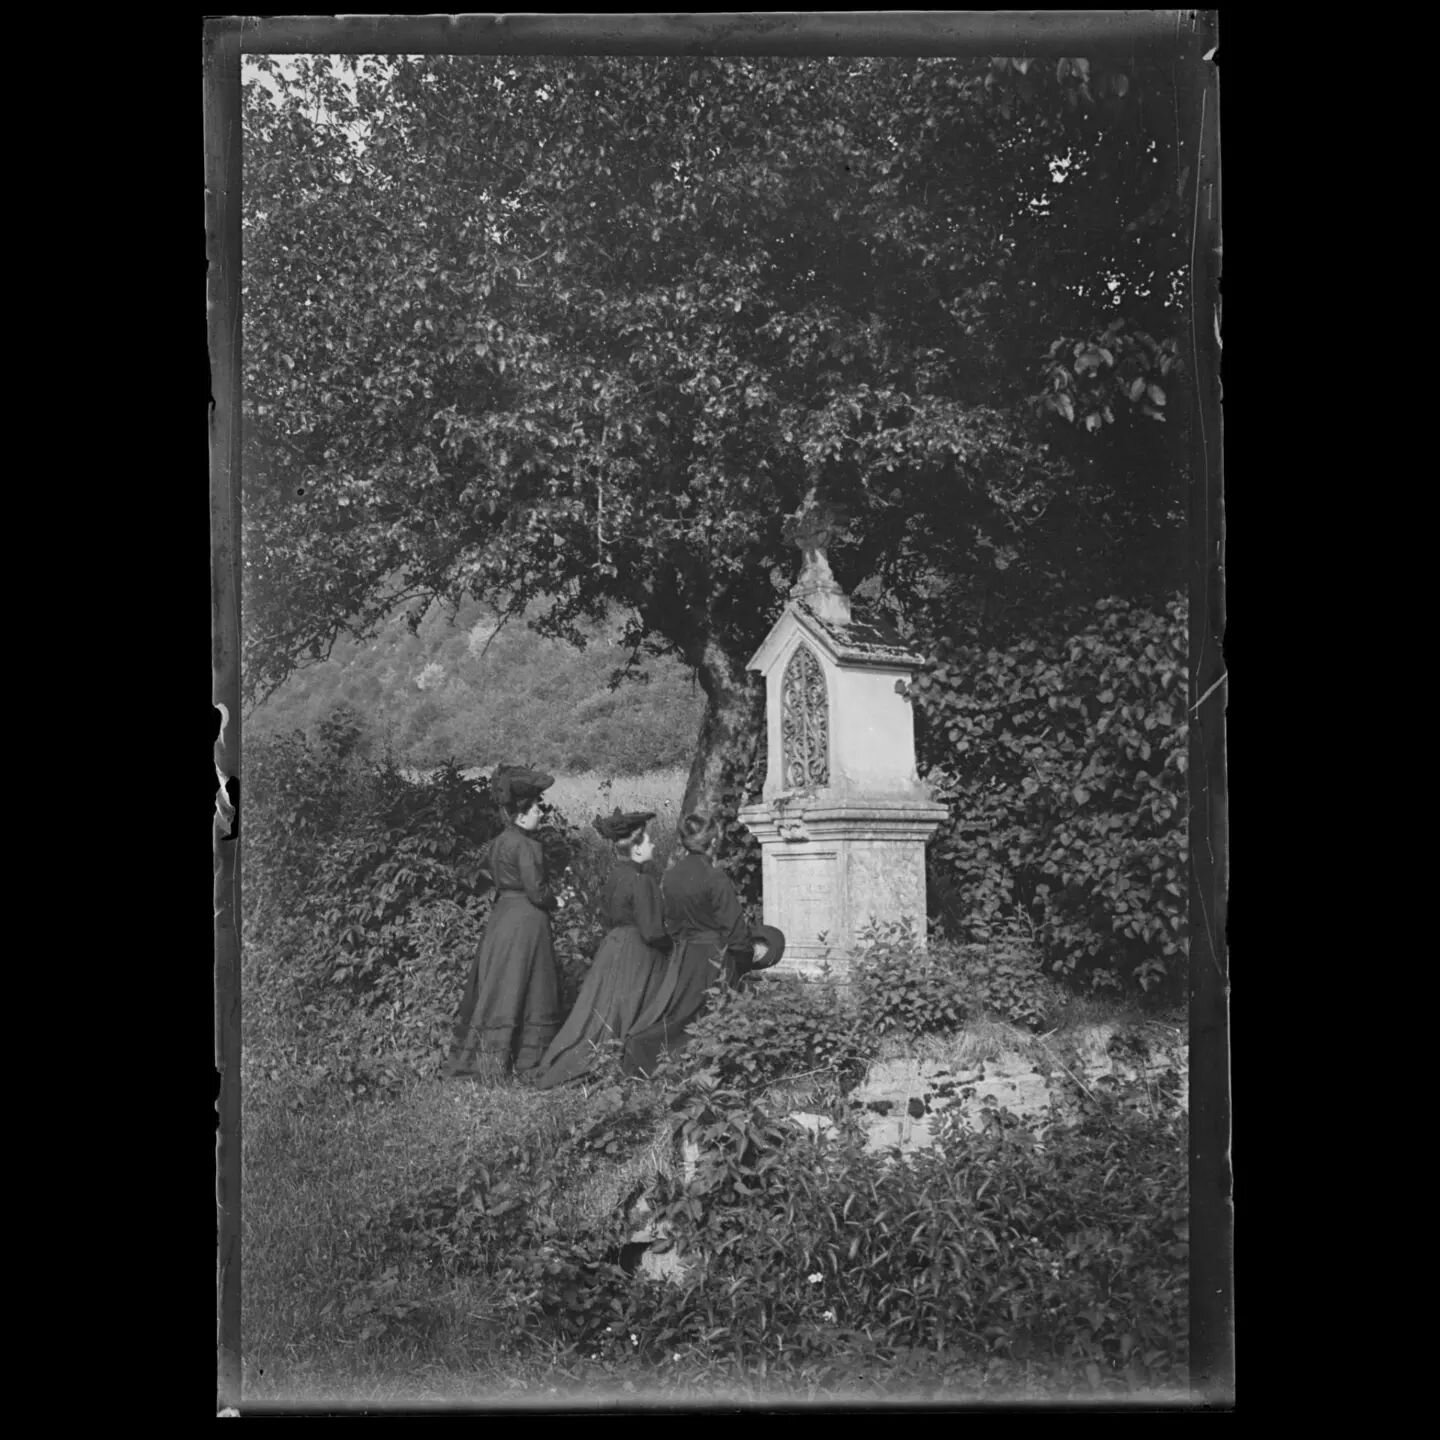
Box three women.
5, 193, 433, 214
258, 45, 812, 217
444, 773, 784, 1087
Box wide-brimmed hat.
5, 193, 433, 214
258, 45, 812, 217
492, 763, 555, 809
593, 807, 657, 842
748, 923, 786, 971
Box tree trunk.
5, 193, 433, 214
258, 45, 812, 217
674, 634, 767, 906
680, 635, 765, 820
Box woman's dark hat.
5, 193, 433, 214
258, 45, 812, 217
593, 807, 657, 841
492, 763, 555, 809
679, 812, 721, 852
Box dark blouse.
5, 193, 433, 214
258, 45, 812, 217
661, 852, 751, 951
480, 823, 558, 911
601, 861, 671, 948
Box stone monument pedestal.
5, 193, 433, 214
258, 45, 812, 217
737, 546, 949, 983
739, 797, 948, 978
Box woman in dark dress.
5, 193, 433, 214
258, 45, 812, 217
621, 811, 786, 1079
443, 764, 564, 1081
532, 809, 677, 1090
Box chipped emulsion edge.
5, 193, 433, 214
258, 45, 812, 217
215, 703, 236, 841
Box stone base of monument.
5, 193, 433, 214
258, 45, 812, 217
739, 798, 949, 980
621, 1139, 705, 1285
846, 1026, 1190, 1159
615, 1026, 1186, 1287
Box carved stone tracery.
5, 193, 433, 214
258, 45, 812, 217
781, 642, 829, 790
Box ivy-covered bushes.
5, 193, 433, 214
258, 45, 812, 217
412, 1064, 1189, 1396
672, 971, 877, 1094
849, 919, 1062, 1035
910, 594, 1188, 996
243, 708, 592, 1098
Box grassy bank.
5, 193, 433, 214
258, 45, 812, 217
241, 994, 1188, 1405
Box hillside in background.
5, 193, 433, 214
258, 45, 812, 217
246, 599, 706, 776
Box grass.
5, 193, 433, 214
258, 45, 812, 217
241, 1053, 699, 1403
241, 1071, 585, 1396
541, 767, 691, 830
241, 982, 1177, 1405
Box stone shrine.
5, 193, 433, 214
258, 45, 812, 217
738, 528, 948, 979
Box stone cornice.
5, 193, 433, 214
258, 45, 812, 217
740, 798, 948, 843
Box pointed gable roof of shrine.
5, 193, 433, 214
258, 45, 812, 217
748, 599, 926, 674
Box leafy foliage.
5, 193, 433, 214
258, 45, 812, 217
244, 714, 593, 1098
469, 1065, 1187, 1396
241, 52, 1195, 818
910, 594, 1188, 994
849, 919, 1061, 1035
665, 972, 877, 1096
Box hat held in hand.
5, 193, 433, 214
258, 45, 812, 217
747, 923, 786, 972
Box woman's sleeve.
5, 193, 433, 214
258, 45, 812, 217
712, 868, 753, 952
634, 873, 673, 950
660, 876, 683, 938
518, 837, 558, 911
465, 837, 495, 890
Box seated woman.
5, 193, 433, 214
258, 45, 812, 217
621, 811, 785, 1079
443, 764, 563, 1082
531, 808, 677, 1090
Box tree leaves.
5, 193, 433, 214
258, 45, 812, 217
242, 51, 1190, 781
914, 594, 1189, 994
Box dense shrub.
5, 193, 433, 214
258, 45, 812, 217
667, 972, 877, 1095
244, 713, 591, 1097
910, 593, 1188, 996
849, 919, 1060, 1035
483, 1066, 1188, 1396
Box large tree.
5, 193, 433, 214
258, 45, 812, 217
242, 53, 1193, 815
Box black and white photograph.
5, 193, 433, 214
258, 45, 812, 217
209, 11, 1226, 1413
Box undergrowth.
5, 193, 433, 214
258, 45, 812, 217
241, 744, 1189, 1404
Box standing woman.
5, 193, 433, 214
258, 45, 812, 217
532, 809, 677, 1090
443, 764, 563, 1081
621, 811, 785, 1079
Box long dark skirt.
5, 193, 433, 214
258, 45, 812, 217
444, 893, 561, 1079
621, 937, 727, 1079
531, 925, 674, 1090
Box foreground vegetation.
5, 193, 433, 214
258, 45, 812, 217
240, 693, 1189, 1404
242, 972, 1187, 1404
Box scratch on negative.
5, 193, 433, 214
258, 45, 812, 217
1189, 671, 1226, 715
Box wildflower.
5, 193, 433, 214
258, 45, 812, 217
821, 1309, 837, 1323
808, 1272, 823, 1285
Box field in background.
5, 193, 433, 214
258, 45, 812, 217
442, 765, 692, 837
541, 767, 690, 830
